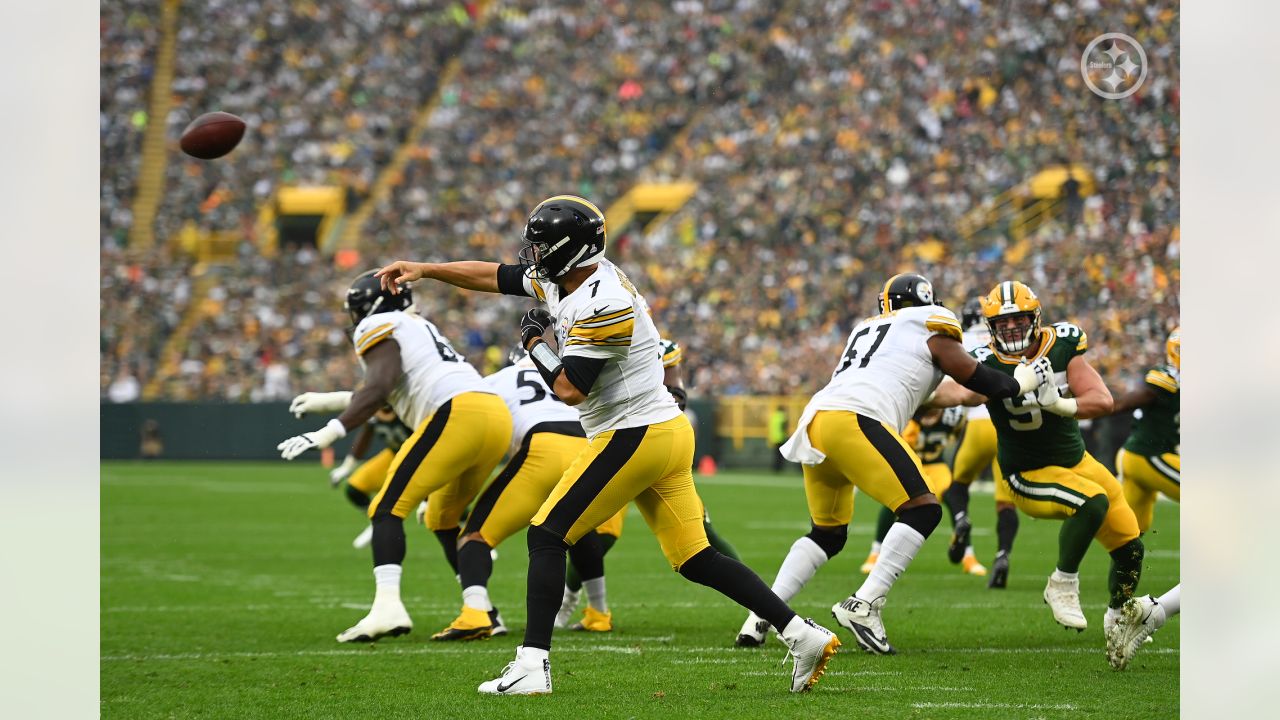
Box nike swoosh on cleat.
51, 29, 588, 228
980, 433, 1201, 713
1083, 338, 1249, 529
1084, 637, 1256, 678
496, 675, 529, 693
851, 624, 891, 654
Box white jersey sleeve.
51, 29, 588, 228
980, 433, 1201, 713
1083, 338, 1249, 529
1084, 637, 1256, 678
352, 310, 493, 429
961, 326, 993, 421
484, 361, 583, 453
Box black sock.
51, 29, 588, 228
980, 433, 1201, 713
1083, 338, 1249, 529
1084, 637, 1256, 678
996, 507, 1019, 554
433, 527, 461, 575
371, 515, 406, 567
345, 484, 371, 509
678, 547, 795, 631
704, 519, 742, 561
457, 539, 493, 590
874, 506, 895, 544
567, 530, 605, 581
1108, 538, 1145, 608
567, 532, 616, 591
523, 525, 569, 651
1058, 495, 1108, 573
944, 483, 970, 526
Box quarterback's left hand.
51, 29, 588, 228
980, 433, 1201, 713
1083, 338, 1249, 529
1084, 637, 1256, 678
520, 308, 555, 349
277, 419, 347, 461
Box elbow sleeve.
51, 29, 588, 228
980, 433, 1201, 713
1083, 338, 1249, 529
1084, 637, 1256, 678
562, 355, 605, 396
960, 362, 1022, 400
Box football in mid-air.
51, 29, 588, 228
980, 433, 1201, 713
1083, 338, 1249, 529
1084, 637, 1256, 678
179, 111, 246, 160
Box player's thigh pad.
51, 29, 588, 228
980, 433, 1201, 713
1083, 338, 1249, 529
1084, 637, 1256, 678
953, 417, 998, 486
807, 410, 931, 515
630, 416, 709, 568
923, 463, 953, 497
1119, 449, 1181, 502
348, 448, 395, 496
1073, 452, 1140, 550
467, 432, 587, 547
595, 506, 627, 538
1004, 462, 1107, 521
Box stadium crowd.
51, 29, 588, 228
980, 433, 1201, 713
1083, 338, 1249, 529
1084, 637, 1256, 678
101, 0, 1179, 403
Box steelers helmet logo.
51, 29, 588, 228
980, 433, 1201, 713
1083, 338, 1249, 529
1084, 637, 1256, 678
917, 282, 934, 304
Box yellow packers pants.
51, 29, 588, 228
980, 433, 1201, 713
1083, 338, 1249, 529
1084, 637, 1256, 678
1003, 452, 1140, 551
952, 416, 1012, 503
348, 448, 395, 496
922, 462, 952, 497
368, 392, 512, 527
531, 414, 708, 569
463, 429, 588, 547
1116, 448, 1181, 532
802, 410, 933, 527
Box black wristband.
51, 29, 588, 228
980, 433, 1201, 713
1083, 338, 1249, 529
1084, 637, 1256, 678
497, 264, 531, 297
666, 384, 688, 410
961, 362, 1022, 400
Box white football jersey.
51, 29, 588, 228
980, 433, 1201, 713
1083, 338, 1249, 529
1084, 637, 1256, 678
521, 259, 680, 438
485, 358, 583, 453
351, 309, 493, 429
962, 325, 993, 421
803, 305, 963, 433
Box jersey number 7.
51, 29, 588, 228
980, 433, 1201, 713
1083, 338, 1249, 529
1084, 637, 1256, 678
835, 323, 891, 375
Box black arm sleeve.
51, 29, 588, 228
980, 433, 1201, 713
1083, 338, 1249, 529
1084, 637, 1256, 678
562, 355, 606, 396
960, 362, 1023, 401
496, 264, 532, 297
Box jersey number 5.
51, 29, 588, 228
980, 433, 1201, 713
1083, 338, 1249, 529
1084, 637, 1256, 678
835, 324, 891, 375
517, 369, 562, 405
1003, 394, 1043, 431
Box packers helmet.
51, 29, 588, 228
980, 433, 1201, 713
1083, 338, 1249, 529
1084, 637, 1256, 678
961, 297, 984, 330
877, 273, 936, 314
1166, 327, 1180, 370
344, 269, 411, 326
981, 281, 1041, 354
519, 195, 607, 281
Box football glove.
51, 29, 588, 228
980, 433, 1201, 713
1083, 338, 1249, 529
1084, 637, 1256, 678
520, 308, 555, 348
330, 455, 358, 487
1032, 375, 1079, 417
289, 391, 353, 419
278, 419, 347, 460
1012, 356, 1054, 395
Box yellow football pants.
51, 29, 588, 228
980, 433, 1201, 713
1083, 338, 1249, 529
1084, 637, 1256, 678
463, 430, 588, 547
801, 410, 933, 527
1116, 448, 1181, 533
368, 392, 512, 526
951, 416, 1012, 503
923, 462, 953, 497
531, 415, 708, 569
348, 448, 395, 497
596, 506, 627, 538
1003, 452, 1141, 551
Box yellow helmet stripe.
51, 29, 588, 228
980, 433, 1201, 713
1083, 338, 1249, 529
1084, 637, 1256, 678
882, 273, 904, 312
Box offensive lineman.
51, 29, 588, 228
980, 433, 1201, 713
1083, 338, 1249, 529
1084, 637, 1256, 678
377, 195, 841, 695
318, 405, 413, 549
278, 271, 512, 642
736, 274, 1050, 653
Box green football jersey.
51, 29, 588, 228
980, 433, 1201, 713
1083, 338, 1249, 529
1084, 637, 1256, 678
973, 322, 1088, 474
1123, 365, 1180, 456
911, 406, 967, 464
371, 415, 412, 453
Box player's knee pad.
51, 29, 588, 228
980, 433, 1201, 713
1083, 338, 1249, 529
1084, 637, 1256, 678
526, 524, 568, 555
805, 524, 848, 558
345, 483, 371, 509
897, 503, 943, 538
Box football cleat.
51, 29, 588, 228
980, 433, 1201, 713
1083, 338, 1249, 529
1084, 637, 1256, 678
489, 608, 508, 637
831, 595, 896, 655
735, 613, 770, 647
478, 646, 553, 696
778, 618, 841, 693
1108, 595, 1165, 670
431, 605, 493, 642
569, 606, 612, 632
336, 602, 412, 643
962, 555, 988, 577
860, 551, 879, 574
1043, 574, 1087, 631
988, 551, 1010, 589
351, 525, 374, 550
947, 516, 972, 564
553, 587, 580, 629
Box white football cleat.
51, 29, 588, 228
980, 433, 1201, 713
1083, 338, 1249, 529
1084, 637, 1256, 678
735, 612, 770, 647
1109, 595, 1166, 670
553, 587, 580, 629
778, 617, 841, 692
488, 608, 508, 637
831, 594, 896, 655
351, 525, 374, 549
478, 646, 553, 695
1043, 573, 1087, 631
335, 601, 412, 643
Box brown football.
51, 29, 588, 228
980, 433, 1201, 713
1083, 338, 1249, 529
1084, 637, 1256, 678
179, 111, 246, 160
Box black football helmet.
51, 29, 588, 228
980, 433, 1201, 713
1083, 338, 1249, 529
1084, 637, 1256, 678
961, 297, 984, 329
519, 195, 607, 281
344, 269, 412, 326
877, 273, 936, 313
507, 342, 528, 367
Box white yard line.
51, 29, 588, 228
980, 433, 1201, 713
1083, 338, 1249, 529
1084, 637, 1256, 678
912, 702, 1078, 710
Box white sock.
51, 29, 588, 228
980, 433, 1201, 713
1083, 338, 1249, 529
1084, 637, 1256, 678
868, 541, 882, 554
857, 523, 924, 600
373, 564, 402, 604
770, 536, 830, 603
963, 546, 976, 559
779, 614, 808, 641
462, 585, 493, 612
519, 645, 550, 664
583, 576, 608, 613
1051, 568, 1080, 583
1157, 584, 1180, 618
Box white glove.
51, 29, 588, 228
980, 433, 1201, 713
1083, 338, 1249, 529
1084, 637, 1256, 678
278, 419, 347, 460
415, 500, 428, 525
1035, 376, 1062, 406
330, 455, 358, 487
1012, 356, 1055, 395
289, 391, 353, 419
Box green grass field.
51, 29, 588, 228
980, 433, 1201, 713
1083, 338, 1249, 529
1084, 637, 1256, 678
102, 462, 1178, 719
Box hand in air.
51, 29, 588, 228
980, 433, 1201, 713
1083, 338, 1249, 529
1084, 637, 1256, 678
374, 261, 426, 294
